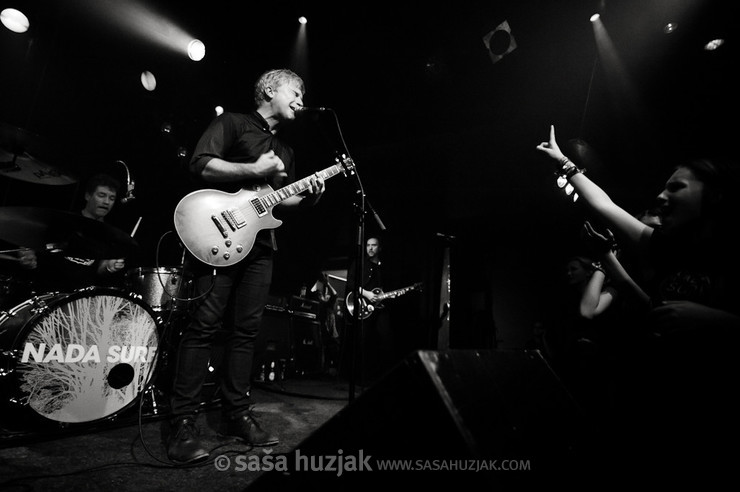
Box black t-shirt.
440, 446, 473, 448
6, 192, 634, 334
35, 253, 124, 294
648, 223, 739, 315
188, 111, 297, 249
346, 257, 384, 295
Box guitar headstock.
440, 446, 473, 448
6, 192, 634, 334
413, 282, 424, 292
336, 153, 355, 175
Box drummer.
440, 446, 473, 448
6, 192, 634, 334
35, 173, 127, 293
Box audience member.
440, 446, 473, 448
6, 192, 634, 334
536, 124, 740, 479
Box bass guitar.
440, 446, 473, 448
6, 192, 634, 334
174, 155, 354, 267
346, 282, 423, 320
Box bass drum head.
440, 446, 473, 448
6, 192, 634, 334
7, 287, 159, 424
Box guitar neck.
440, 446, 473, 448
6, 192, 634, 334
378, 284, 419, 301
259, 160, 347, 209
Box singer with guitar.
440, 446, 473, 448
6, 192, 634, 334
166, 69, 326, 465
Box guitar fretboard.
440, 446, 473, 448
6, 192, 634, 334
378, 283, 421, 301
259, 163, 346, 209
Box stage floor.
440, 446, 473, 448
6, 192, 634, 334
0, 375, 352, 491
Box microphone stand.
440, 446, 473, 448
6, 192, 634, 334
346, 163, 385, 402
309, 109, 387, 401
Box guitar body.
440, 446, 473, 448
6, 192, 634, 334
345, 283, 422, 320
173, 155, 355, 268
174, 186, 281, 267
345, 291, 376, 320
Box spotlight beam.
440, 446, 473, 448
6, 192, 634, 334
69, 0, 200, 58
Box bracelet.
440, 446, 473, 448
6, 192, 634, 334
554, 158, 584, 181
563, 163, 582, 180
591, 261, 605, 274
556, 155, 581, 172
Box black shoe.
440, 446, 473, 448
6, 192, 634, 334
167, 417, 209, 464
220, 410, 279, 446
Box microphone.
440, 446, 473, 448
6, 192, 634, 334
294, 107, 329, 113
121, 178, 135, 204
117, 160, 136, 204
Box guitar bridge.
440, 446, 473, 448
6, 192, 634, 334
221, 208, 247, 231
250, 197, 267, 217
211, 215, 228, 238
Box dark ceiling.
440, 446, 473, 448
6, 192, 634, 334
2, 0, 737, 343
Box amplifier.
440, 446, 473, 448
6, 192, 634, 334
289, 295, 319, 319
253, 308, 324, 381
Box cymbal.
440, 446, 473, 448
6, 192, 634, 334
0, 121, 76, 185
0, 206, 138, 259
0, 150, 78, 185
0, 121, 50, 157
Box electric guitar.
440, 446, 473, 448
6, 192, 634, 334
346, 282, 423, 320
174, 155, 355, 267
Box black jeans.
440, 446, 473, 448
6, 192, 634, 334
170, 244, 273, 420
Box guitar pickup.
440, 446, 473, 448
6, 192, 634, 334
211, 215, 228, 238
250, 197, 267, 217
221, 208, 247, 231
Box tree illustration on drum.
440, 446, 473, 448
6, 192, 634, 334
11, 289, 159, 424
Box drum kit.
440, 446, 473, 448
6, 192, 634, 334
0, 123, 193, 434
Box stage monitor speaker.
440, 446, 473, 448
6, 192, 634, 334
246, 349, 599, 489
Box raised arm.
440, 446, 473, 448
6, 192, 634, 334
536, 125, 653, 249
582, 220, 651, 309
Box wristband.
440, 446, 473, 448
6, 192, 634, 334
563, 163, 582, 180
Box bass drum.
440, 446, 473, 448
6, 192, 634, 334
0, 287, 159, 425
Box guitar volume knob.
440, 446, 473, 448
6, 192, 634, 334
223, 253, 231, 260
236, 245, 243, 253
211, 247, 219, 255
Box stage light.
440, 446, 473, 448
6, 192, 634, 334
215, 106, 224, 116
140, 71, 157, 91
298, 16, 307, 25
187, 39, 205, 61
482, 20, 517, 65
663, 22, 678, 34
590, 13, 600, 22
704, 38, 724, 51
1, 8, 29, 33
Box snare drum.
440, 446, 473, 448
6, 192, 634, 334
0, 287, 159, 424
124, 267, 192, 313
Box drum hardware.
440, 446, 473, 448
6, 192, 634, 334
18, 293, 53, 317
